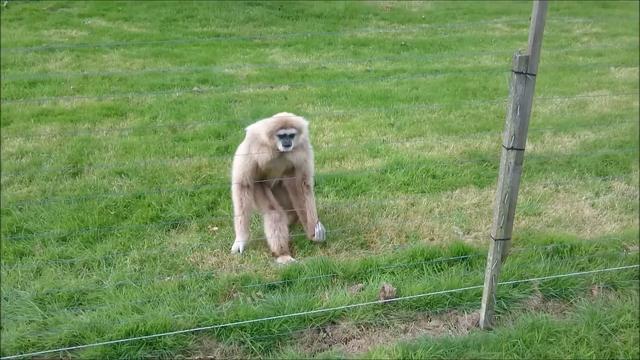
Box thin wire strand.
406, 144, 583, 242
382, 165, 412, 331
8, 184, 452, 239
1, 227, 351, 272
3, 176, 298, 207
1, 264, 636, 360
2, 43, 635, 82
2, 127, 636, 193
2, 49, 514, 82
0, 92, 634, 172
3, 127, 636, 187
2, 145, 636, 209
3, 218, 629, 271
245, 299, 483, 341
2, 203, 631, 271
9, 249, 639, 339
1, 208, 308, 242
238, 252, 486, 288
2, 162, 636, 242
245, 276, 640, 342
0, 17, 544, 54
5, 245, 487, 317
4, 247, 478, 298
31, 277, 640, 342
8, 241, 640, 334
0, 68, 517, 105
7, 248, 634, 299
2, 173, 472, 237
2, 15, 634, 54
2, 62, 635, 105
1, 91, 636, 142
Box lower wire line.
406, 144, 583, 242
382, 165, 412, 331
1, 264, 637, 360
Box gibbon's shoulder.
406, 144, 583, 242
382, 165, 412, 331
245, 112, 309, 135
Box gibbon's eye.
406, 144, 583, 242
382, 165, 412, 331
277, 133, 296, 140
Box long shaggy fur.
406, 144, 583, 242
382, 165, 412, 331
230, 112, 325, 264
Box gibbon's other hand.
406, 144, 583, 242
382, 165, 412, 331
231, 241, 246, 254
313, 221, 326, 242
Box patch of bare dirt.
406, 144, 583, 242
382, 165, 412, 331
297, 309, 481, 356
522, 284, 571, 317
184, 337, 250, 360
296, 287, 579, 357
589, 284, 619, 299
522, 294, 569, 317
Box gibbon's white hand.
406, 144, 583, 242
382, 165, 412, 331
231, 241, 246, 254
314, 221, 326, 241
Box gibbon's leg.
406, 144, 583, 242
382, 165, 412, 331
271, 181, 299, 225
231, 182, 252, 253
254, 182, 295, 264
283, 174, 325, 242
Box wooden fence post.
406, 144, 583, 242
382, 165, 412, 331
479, 0, 548, 330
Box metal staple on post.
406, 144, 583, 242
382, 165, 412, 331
479, 0, 548, 330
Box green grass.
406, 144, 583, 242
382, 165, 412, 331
1, 1, 638, 359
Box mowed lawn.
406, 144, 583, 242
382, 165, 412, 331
1, 1, 638, 359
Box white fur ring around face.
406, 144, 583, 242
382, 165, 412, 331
314, 221, 326, 242
231, 241, 246, 254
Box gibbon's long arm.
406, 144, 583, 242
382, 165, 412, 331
300, 173, 323, 241
230, 149, 254, 253
231, 182, 251, 253
283, 148, 325, 241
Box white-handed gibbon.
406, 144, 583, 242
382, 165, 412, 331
230, 112, 326, 264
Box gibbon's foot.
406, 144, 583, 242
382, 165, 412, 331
313, 221, 326, 242
276, 255, 296, 264
231, 241, 246, 254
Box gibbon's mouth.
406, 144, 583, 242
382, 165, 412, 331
277, 143, 294, 152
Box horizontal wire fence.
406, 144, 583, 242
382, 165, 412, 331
1, 15, 621, 54
228, 278, 640, 348
2, 92, 637, 143
230, 273, 637, 343
2, 43, 637, 83
24, 274, 640, 358
2, 17, 529, 53
0, 68, 569, 104
2, 229, 632, 272
2, 265, 637, 360
1, 95, 636, 181
1, 91, 636, 143
1, 62, 637, 105
2, 168, 635, 243
2, 13, 639, 360
2, 146, 638, 214
3, 246, 633, 300
9, 252, 639, 341
4, 248, 483, 298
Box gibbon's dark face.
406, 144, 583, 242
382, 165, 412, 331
275, 128, 297, 152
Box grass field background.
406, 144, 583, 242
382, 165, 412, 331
1, 1, 638, 359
